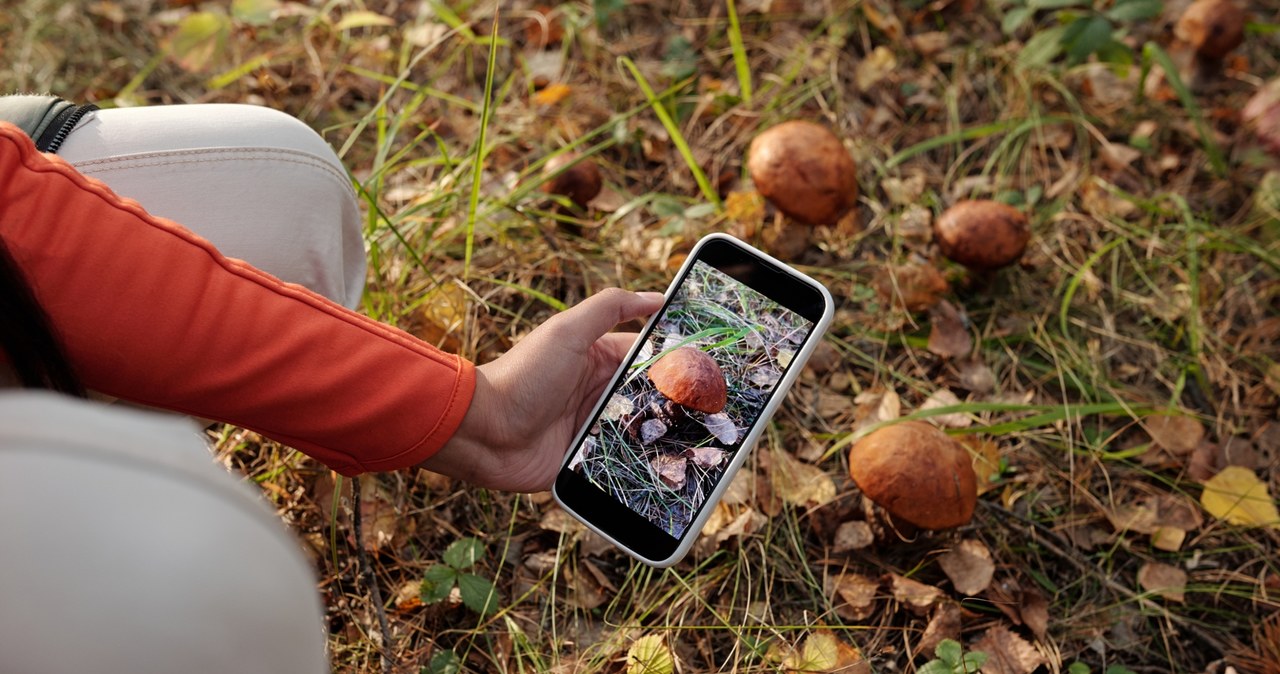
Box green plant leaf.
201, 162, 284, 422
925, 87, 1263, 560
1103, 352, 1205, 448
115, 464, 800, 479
916, 661, 956, 674
1017, 25, 1067, 69
1104, 666, 1138, 674
422, 650, 461, 674
1029, 0, 1083, 9
443, 537, 485, 570
1002, 6, 1035, 34
1067, 663, 1092, 674
935, 639, 963, 666
1063, 15, 1113, 64
961, 651, 989, 671
231, 0, 280, 25
420, 564, 457, 603
1095, 39, 1135, 66
457, 573, 499, 615
167, 11, 232, 73
594, 0, 625, 27
1105, 0, 1162, 21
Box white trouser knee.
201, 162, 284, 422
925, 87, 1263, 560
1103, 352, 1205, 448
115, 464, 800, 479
57, 104, 366, 308
0, 391, 329, 674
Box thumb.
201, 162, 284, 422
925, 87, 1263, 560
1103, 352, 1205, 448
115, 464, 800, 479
545, 288, 664, 351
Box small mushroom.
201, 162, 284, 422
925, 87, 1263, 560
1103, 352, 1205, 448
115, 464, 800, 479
542, 152, 602, 208
647, 347, 727, 414
848, 421, 977, 530
933, 200, 1030, 270
747, 120, 858, 226
1175, 0, 1246, 61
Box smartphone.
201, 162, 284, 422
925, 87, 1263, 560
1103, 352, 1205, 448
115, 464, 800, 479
552, 233, 834, 567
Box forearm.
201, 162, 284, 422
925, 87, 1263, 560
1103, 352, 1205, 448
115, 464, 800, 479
0, 123, 474, 475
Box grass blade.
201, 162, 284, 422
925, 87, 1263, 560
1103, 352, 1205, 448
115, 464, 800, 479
1141, 42, 1227, 176
620, 56, 723, 210
725, 0, 752, 104
463, 12, 503, 278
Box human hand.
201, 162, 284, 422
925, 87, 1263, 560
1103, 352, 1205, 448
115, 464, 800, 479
417, 288, 665, 492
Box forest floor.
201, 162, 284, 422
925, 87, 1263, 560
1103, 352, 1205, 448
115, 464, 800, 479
4, 0, 1279, 672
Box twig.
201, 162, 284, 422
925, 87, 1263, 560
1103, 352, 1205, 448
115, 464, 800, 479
351, 476, 395, 674
979, 500, 1230, 656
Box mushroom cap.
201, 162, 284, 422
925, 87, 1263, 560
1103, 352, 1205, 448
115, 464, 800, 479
543, 153, 602, 207
933, 200, 1030, 270
1176, 0, 1246, 60
647, 347, 728, 414
848, 421, 977, 530
747, 120, 858, 226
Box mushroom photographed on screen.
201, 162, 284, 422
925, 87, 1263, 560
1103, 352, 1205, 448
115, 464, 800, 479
848, 421, 978, 533
646, 347, 728, 421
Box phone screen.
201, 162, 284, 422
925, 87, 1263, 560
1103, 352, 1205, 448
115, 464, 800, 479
555, 236, 829, 563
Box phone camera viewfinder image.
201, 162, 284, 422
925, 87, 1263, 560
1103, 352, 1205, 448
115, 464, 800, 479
565, 257, 818, 542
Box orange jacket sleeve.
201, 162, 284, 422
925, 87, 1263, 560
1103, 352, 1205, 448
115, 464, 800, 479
0, 122, 475, 476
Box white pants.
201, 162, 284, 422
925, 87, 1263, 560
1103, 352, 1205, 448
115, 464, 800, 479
0, 104, 363, 673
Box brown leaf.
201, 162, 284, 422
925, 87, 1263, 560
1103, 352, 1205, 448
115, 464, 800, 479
828, 573, 880, 621
875, 263, 949, 313
888, 573, 943, 615
957, 358, 996, 393
640, 418, 668, 445
928, 300, 972, 359
359, 478, 400, 554
972, 625, 1046, 674
650, 454, 687, 490
832, 520, 875, 552
1019, 586, 1050, 641
921, 388, 972, 428
1138, 562, 1188, 603
701, 414, 739, 446
1143, 413, 1205, 455
915, 602, 963, 657
961, 436, 1002, 495
937, 539, 995, 595
768, 446, 837, 507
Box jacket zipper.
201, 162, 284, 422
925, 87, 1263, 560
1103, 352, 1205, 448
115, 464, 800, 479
35, 103, 98, 153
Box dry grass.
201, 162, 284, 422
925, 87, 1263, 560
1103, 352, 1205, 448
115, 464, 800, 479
5, 0, 1279, 672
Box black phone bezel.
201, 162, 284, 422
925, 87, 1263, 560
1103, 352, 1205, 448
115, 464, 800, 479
554, 236, 830, 563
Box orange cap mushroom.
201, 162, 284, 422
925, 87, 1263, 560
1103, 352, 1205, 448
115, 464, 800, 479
1176, 0, 1246, 61
647, 347, 728, 414
542, 152, 602, 208
747, 120, 858, 226
848, 421, 977, 530
933, 200, 1030, 270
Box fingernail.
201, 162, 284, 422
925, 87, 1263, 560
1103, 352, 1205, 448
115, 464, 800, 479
637, 291, 665, 302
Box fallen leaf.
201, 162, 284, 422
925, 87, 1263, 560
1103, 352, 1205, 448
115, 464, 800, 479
971, 625, 1046, 674
640, 418, 668, 445
769, 446, 836, 507
832, 520, 875, 552
888, 573, 943, 615
957, 359, 996, 393
1200, 466, 1280, 529
938, 539, 995, 595
359, 478, 399, 553
928, 300, 972, 359
1151, 526, 1187, 552
650, 454, 688, 490
1138, 562, 1188, 603
915, 602, 963, 657
856, 46, 897, 91
1019, 586, 1050, 640
601, 393, 635, 421
921, 389, 972, 429
540, 507, 587, 535
783, 631, 870, 673
961, 436, 1002, 495
828, 572, 880, 621
874, 263, 949, 312
627, 634, 675, 674
701, 414, 739, 445
533, 82, 573, 106
1143, 413, 1205, 455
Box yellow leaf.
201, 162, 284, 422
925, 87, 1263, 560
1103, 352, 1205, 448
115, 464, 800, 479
533, 83, 573, 106
626, 634, 675, 674
769, 445, 836, 507
783, 631, 869, 673
1200, 466, 1280, 529
334, 10, 394, 31
166, 12, 231, 73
